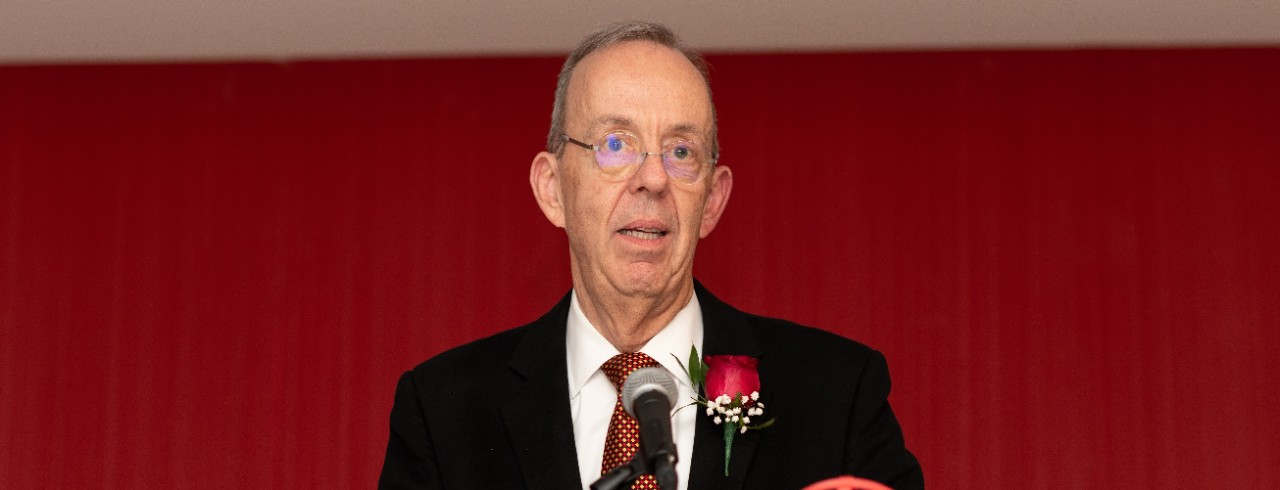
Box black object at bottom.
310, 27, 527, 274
591, 452, 679, 490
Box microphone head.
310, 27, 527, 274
621, 367, 679, 417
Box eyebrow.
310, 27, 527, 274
586, 115, 709, 140
586, 115, 635, 135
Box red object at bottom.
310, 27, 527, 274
803, 476, 893, 490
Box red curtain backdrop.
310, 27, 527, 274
3, 49, 1278, 488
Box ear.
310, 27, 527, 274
530, 151, 566, 228
698, 164, 733, 238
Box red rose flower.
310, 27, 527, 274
703, 355, 761, 403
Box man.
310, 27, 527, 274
379, 21, 923, 490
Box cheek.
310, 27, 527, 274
680, 195, 710, 234
561, 181, 615, 235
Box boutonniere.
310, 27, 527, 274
674, 346, 775, 476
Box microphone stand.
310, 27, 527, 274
591, 453, 646, 490
591, 451, 678, 490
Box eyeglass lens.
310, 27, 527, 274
592, 132, 706, 183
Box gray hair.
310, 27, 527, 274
545, 21, 718, 159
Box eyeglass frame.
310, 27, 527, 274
561, 132, 719, 185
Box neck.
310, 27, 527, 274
574, 276, 695, 353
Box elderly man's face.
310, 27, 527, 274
534, 40, 732, 300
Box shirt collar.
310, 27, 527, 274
566, 289, 705, 396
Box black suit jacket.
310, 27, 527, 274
379, 282, 924, 489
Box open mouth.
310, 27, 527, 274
618, 228, 668, 240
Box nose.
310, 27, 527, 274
629, 150, 670, 193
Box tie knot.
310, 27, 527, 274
600, 352, 659, 390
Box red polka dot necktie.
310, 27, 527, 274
600, 352, 661, 489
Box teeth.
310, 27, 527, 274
620, 229, 664, 240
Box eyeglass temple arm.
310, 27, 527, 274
562, 134, 596, 151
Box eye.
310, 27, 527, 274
595, 133, 636, 170
605, 134, 625, 152
671, 145, 692, 160
668, 142, 703, 162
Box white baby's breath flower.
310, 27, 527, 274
751, 391, 760, 401
713, 416, 722, 425
706, 407, 714, 416
743, 416, 751, 424
731, 415, 739, 423
740, 426, 748, 434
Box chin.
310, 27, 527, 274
609, 266, 680, 297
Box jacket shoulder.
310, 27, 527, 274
413, 324, 527, 370
404, 321, 535, 393
404, 290, 571, 389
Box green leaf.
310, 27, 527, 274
749, 417, 777, 430
687, 346, 703, 391
722, 421, 735, 476
671, 353, 689, 379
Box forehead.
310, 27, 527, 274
565, 41, 713, 136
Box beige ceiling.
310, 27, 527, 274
2, 0, 1277, 64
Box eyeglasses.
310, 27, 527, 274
562, 132, 716, 185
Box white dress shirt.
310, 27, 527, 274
566, 290, 704, 490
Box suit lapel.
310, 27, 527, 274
687, 281, 763, 490
499, 293, 583, 490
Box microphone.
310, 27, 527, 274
621, 367, 680, 489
